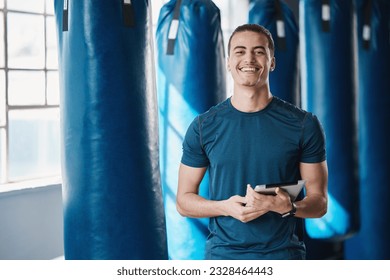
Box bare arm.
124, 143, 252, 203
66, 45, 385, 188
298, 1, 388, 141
245, 161, 328, 218
295, 160, 328, 218
176, 163, 224, 217
176, 163, 264, 222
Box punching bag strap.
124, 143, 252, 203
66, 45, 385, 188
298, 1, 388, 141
274, 0, 287, 51
362, 0, 373, 50
167, 0, 182, 55
321, 0, 331, 32
123, 0, 136, 27
63, 0, 69, 31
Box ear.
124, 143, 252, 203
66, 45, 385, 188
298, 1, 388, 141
227, 57, 231, 71
270, 57, 276, 71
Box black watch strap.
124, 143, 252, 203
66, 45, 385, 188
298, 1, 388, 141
281, 202, 297, 218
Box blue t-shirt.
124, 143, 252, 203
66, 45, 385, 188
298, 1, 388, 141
181, 96, 326, 259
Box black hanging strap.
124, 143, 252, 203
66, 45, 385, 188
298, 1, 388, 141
362, 0, 373, 50
321, 0, 331, 32
167, 0, 182, 55
63, 0, 69, 31
123, 0, 136, 27
274, 0, 287, 51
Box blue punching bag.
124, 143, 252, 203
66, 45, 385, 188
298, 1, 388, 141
249, 0, 300, 105
300, 0, 359, 240
55, 0, 168, 259
156, 0, 226, 259
345, 0, 390, 260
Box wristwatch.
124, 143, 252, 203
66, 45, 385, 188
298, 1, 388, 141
281, 202, 297, 218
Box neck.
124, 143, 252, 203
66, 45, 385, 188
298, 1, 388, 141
231, 85, 273, 112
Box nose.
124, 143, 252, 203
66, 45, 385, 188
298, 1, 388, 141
244, 52, 256, 63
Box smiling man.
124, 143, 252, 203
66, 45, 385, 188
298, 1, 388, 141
176, 24, 328, 260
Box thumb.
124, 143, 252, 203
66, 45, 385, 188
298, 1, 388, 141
275, 187, 289, 199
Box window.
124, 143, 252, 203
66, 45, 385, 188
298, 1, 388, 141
0, 0, 60, 185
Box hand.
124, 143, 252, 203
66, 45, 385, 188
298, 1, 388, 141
273, 187, 294, 214
223, 195, 266, 223
246, 184, 293, 215
245, 184, 271, 211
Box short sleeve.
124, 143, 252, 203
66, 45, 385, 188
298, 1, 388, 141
181, 117, 210, 167
300, 113, 326, 163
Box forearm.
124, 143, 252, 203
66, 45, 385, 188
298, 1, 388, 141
177, 164, 265, 222
297, 161, 328, 218
295, 194, 327, 218
176, 193, 227, 218
177, 192, 265, 223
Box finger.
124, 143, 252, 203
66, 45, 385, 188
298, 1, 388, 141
275, 187, 286, 196
275, 187, 290, 200
240, 209, 266, 223
247, 184, 258, 196
232, 195, 247, 205
245, 188, 257, 206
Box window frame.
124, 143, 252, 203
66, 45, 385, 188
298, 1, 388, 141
0, 0, 60, 186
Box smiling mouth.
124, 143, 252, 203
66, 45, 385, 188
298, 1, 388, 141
239, 66, 260, 73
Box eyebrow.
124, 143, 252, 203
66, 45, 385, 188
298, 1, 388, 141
233, 46, 267, 52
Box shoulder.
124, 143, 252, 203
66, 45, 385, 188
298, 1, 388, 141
271, 96, 320, 127
272, 97, 307, 120
185, 98, 230, 137
197, 98, 231, 126
270, 98, 326, 162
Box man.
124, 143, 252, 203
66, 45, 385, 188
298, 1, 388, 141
176, 24, 328, 260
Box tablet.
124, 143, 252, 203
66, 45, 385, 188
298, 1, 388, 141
254, 180, 305, 201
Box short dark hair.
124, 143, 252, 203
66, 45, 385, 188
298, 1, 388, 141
227, 24, 275, 57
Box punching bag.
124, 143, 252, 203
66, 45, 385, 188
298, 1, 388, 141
300, 0, 359, 240
156, 0, 226, 259
345, 0, 390, 260
249, 0, 300, 105
55, 0, 168, 259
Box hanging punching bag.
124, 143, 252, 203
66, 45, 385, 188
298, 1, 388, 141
249, 0, 300, 105
55, 0, 168, 259
300, 0, 359, 240
345, 0, 390, 260
156, 0, 226, 259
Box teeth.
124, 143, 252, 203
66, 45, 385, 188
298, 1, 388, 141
241, 67, 257, 72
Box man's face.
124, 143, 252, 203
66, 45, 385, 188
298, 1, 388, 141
227, 31, 275, 89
